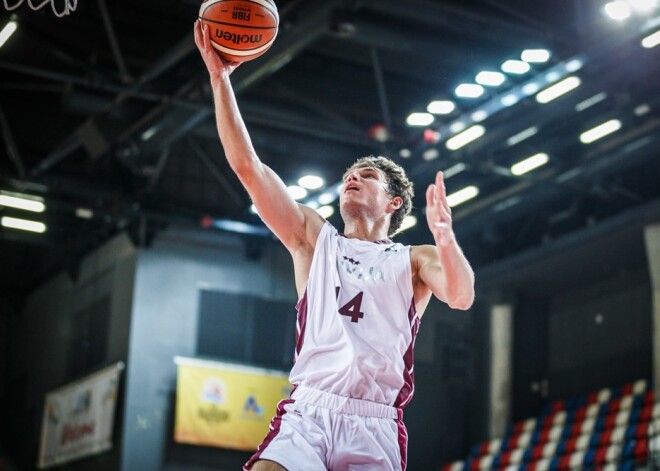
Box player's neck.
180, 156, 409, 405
342, 217, 390, 242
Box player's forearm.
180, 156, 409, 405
436, 236, 475, 310
209, 73, 261, 177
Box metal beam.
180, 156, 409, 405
0, 106, 26, 179
96, 0, 132, 84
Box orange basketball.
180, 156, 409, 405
198, 0, 279, 63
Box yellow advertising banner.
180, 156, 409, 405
174, 356, 291, 451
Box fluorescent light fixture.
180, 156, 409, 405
471, 110, 488, 122
565, 59, 583, 72
475, 71, 506, 86
511, 153, 550, 176
536, 76, 581, 104
575, 92, 607, 112
1, 216, 46, 233
501, 94, 519, 107
427, 100, 455, 114
298, 175, 324, 190
455, 83, 484, 98
444, 163, 466, 179
446, 186, 480, 207
75, 208, 94, 219
642, 30, 660, 48
0, 192, 45, 212
446, 125, 486, 151
399, 148, 412, 159
522, 82, 540, 95
628, 0, 658, 12
317, 205, 335, 219
406, 112, 434, 126
545, 71, 561, 82
521, 49, 551, 63
141, 126, 158, 141
501, 60, 531, 74
634, 104, 651, 116
507, 126, 539, 146
0, 20, 17, 49
287, 185, 307, 200
318, 192, 336, 205
605, 1, 631, 20
396, 215, 417, 234
450, 121, 466, 133
580, 119, 622, 144
423, 149, 439, 161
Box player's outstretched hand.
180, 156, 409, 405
425, 171, 455, 247
194, 20, 241, 79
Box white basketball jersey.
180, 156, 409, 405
289, 222, 420, 408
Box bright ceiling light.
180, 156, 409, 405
521, 49, 551, 63
605, 1, 631, 20
0, 192, 45, 212
447, 186, 480, 207
575, 92, 607, 112
287, 185, 307, 200
1, 216, 46, 233
75, 208, 94, 219
406, 112, 434, 126
628, 0, 658, 12
444, 163, 466, 179
507, 126, 539, 146
522, 82, 540, 95
427, 100, 455, 114
450, 121, 466, 133
471, 110, 488, 122
642, 30, 660, 48
536, 76, 581, 104
423, 149, 439, 161
396, 215, 418, 234
501, 94, 519, 107
399, 148, 412, 158
455, 84, 484, 98
249, 204, 259, 215
565, 59, 583, 72
580, 119, 622, 144
510, 153, 550, 176
298, 175, 324, 190
317, 205, 335, 219
475, 71, 506, 86
501, 60, 531, 74
0, 20, 17, 49
446, 125, 486, 151
318, 192, 336, 205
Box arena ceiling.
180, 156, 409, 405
0, 0, 659, 296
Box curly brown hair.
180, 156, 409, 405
344, 155, 414, 236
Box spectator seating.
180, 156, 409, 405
441, 379, 659, 471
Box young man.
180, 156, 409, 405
194, 21, 475, 471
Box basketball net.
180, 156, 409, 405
3, 0, 77, 17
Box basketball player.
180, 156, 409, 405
194, 21, 475, 471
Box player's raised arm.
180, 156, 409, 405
415, 171, 475, 310
194, 20, 320, 251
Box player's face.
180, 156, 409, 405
340, 166, 392, 211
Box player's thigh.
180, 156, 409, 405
251, 459, 288, 471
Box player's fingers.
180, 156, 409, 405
426, 184, 436, 208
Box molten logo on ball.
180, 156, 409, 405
215, 29, 263, 45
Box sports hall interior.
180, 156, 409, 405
0, 0, 659, 470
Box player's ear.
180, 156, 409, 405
389, 196, 403, 211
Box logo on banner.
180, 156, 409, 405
241, 395, 264, 420
200, 377, 226, 405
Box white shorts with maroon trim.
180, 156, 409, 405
244, 386, 408, 471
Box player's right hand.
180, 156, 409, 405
194, 20, 241, 79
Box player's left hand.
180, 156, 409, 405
425, 171, 455, 247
